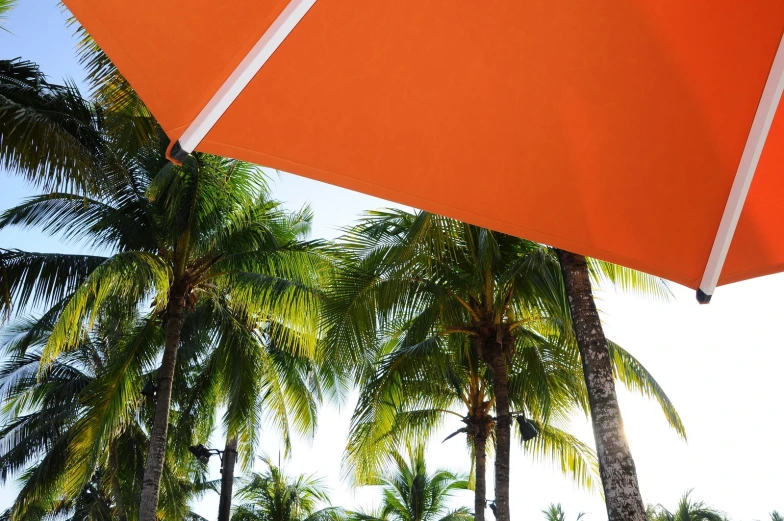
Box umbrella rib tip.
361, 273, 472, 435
167, 140, 189, 165
695, 288, 712, 305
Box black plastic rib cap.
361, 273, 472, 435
696, 288, 712, 304
169, 140, 189, 163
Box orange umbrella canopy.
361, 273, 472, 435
63, 0, 784, 300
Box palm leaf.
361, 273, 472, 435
607, 340, 687, 440
0, 58, 106, 192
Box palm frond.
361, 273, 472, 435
588, 258, 672, 301
0, 1, 16, 33
521, 422, 600, 494
42, 251, 170, 364
0, 58, 106, 192
607, 340, 687, 440
0, 249, 108, 321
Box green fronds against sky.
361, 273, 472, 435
0, 310, 207, 520
647, 490, 727, 521
349, 444, 472, 521
329, 209, 684, 490
232, 458, 340, 521
0, 75, 333, 516
0, 1, 16, 32
0, 58, 105, 193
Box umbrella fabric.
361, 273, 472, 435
62, 0, 784, 295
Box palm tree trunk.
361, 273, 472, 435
473, 432, 487, 521
486, 346, 511, 521
555, 249, 646, 521
218, 436, 238, 521
109, 448, 128, 521
138, 288, 186, 521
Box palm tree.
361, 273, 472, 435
0, 128, 326, 521
172, 292, 337, 521
0, 299, 325, 521
32, 33, 330, 517
349, 444, 472, 521
646, 491, 726, 521
0, 309, 145, 519
0, 308, 216, 520
347, 330, 594, 521
556, 249, 651, 521
770, 512, 783, 521
325, 210, 678, 521
541, 504, 585, 521
231, 458, 342, 521
346, 314, 682, 521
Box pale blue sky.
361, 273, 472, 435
1, 2, 782, 520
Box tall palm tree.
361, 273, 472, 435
325, 210, 678, 521
67, 36, 337, 520
647, 491, 726, 521
349, 445, 472, 521
0, 129, 326, 521
231, 458, 342, 521
556, 249, 652, 521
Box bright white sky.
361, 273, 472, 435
1, 3, 782, 520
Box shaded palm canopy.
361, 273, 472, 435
324, 210, 685, 520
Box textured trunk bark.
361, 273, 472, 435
218, 436, 238, 521
555, 249, 646, 521
487, 347, 510, 521
473, 432, 487, 521
108, 448, 128, 521
138, 288, 186, 521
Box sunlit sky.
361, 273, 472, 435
0, 3, 782, 520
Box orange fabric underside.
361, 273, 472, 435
63, 0, 784, 290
